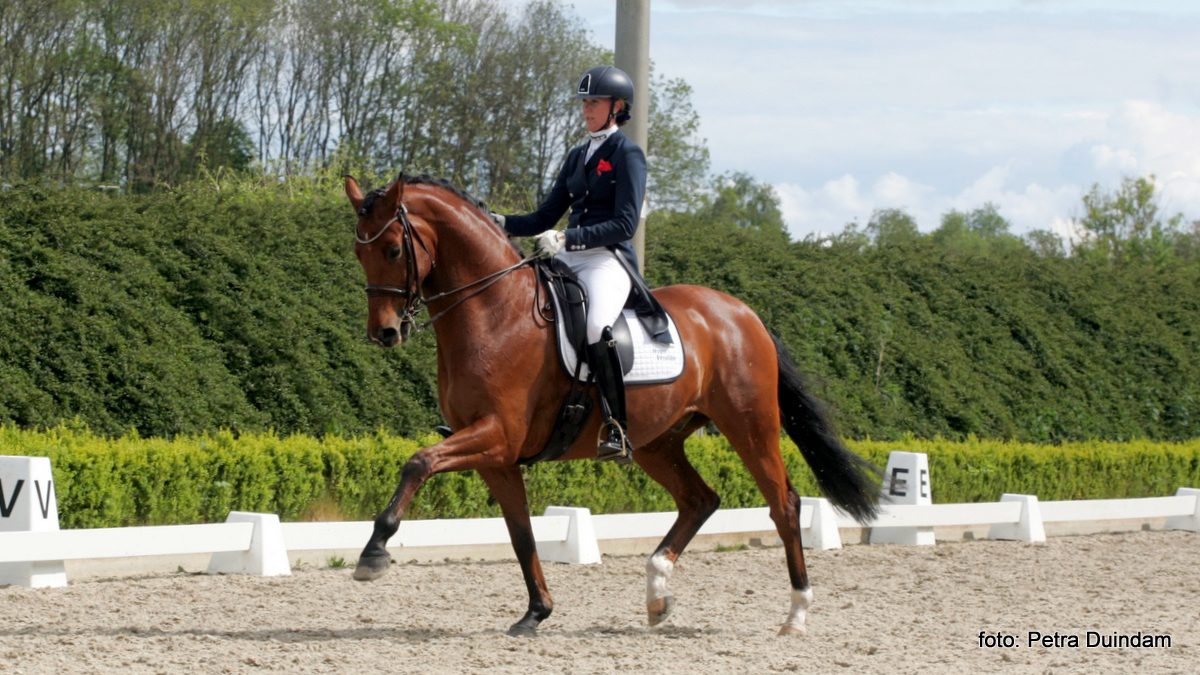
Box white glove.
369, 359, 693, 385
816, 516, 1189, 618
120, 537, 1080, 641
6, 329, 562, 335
490, 212, 505, 228
534, 229, 566, 257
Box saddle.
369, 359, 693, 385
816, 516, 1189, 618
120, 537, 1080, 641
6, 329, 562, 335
535, 257, 684, 384
518, 258, 684, 466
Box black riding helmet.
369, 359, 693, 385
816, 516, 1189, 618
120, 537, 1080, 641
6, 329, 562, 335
575, 66, 633, 124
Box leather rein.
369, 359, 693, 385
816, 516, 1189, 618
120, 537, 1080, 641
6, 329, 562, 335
357, 202, 538, 334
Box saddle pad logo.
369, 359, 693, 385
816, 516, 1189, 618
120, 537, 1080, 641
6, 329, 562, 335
554, 310, 685, 385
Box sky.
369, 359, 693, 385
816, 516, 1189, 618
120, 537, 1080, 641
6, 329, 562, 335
554, 0, 1200, 242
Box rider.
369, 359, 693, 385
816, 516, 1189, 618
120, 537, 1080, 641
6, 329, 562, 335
492, 65, 646, 463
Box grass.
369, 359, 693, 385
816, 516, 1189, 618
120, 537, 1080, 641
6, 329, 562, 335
713, 543, 749, 553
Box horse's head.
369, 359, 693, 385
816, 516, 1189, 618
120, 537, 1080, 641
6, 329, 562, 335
345, 174, 436, 347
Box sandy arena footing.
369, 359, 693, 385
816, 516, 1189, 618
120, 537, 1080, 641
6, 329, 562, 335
1, 530, 1196, 673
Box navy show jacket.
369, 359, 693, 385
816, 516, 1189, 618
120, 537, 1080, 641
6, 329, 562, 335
503, 129, 646, 275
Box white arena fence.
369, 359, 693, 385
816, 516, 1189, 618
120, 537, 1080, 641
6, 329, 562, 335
1, 453, 1198, 588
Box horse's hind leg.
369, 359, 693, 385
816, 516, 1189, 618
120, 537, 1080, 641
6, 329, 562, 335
478, 466, 553, 637
633, 423, 720, 626
711, 412, 813, 636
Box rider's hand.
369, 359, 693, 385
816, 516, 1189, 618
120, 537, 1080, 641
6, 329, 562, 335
490, 212, 506, 228
534, 229, 566, 257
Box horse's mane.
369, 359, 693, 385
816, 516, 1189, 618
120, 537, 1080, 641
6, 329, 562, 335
406, 175, 491, 215
359, 174, 489, 218
361, 174, 521, 255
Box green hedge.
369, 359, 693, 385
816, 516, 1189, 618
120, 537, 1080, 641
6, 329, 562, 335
3, 181, 1199, 442
3, 426, 1197, 529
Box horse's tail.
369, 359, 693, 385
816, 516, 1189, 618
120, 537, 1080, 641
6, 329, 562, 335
772, 333, 880, 525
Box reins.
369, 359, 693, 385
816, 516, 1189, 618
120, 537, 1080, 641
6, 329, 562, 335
359, 202, 538, 334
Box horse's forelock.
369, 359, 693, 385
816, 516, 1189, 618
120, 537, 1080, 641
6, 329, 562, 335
358, 187, 389, 217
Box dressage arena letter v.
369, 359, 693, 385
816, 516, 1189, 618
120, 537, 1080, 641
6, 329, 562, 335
0, 478, 56, 519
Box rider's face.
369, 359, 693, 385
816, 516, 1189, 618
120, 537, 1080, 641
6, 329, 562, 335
581, 97, 621, 133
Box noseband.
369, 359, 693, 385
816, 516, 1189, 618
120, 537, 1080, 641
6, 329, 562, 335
358, 201, 538, 336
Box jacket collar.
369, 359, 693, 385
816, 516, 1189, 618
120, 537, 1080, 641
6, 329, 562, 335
583, 129, 622, 172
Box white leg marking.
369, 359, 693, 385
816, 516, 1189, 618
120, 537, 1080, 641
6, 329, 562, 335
645, 551, 674, 604
782, 587, 814, 634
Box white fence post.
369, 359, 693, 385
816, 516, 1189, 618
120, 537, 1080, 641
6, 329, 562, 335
0, 456, 67, 588
1165, 488, 1200, 532
800, 497, 842, 550
537, 506, 601, 564
987, 494, 1046, 543
870, 451, 935, 545
207, 512, 291, 576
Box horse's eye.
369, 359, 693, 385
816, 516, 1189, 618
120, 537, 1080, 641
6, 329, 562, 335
387, 245, 402, 261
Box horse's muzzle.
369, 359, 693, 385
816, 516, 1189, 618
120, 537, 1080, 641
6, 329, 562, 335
376, 326, 400, 347
373, 320, 412, 348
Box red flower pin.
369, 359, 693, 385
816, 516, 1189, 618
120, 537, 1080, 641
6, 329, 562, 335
596, 159, 613, 176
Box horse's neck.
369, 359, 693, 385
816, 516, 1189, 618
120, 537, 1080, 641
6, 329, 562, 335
423, 206, 538, 345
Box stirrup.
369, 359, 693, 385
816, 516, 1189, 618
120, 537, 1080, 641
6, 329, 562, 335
596, 420, 633, 464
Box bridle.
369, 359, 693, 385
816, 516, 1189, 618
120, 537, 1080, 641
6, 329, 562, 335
357, 201, 538, 336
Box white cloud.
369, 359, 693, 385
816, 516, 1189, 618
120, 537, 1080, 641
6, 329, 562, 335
775, 97, 1200, 243
1090, 144, 1139, 172
545, 2, 1200, 240
777, 167, 1084, 242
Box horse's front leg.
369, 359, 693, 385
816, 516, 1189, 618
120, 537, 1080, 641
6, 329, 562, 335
353, 416, 510, 581
478, 465, 553, 637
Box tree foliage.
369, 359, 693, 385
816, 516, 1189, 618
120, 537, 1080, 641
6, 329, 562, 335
0, 0, 706, 212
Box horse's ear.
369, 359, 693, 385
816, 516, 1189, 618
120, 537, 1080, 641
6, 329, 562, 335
384, 171, 405, 209
344, 175, 364, 213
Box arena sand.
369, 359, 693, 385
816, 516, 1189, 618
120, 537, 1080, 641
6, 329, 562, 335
1, 530, 1196, 674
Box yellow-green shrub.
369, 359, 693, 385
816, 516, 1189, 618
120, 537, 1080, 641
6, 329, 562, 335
2, 425, 1197, 528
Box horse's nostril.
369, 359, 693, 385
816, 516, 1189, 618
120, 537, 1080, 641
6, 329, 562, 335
378, 326, 399, 347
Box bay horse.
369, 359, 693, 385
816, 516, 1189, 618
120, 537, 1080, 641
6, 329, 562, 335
343, 173, 879, 637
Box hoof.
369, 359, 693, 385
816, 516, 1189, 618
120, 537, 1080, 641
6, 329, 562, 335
646, 596, 674, 626
352, 554, 391, 581
506, 623, 538, 638
778, 624, 807, 637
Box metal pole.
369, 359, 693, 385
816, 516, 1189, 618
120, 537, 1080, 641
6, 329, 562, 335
615, 0, 650, 273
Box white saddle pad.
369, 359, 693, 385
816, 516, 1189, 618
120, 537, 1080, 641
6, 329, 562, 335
553, 307, 685, 385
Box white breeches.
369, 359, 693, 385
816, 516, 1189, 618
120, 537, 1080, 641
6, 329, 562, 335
558, 247, 632, 344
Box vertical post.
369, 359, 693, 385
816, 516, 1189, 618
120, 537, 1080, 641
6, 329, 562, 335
870, 451, 935, 546
0, 456, 67, 588
615, 0, 650, 273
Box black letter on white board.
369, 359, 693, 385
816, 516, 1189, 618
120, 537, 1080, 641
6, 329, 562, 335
0, 478, 25, 518
889, 467, 908, 497
36, 480, 55, 519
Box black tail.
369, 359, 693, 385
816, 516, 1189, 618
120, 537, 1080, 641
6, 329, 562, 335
772, 334, 880, 524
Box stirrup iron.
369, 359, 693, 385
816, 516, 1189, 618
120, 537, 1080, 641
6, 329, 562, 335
597, 419, 632, 464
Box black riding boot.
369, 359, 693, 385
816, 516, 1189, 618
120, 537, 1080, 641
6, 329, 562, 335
586, 337, 632, 464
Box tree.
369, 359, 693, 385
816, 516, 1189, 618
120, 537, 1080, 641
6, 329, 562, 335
1024, 229, 1065, 258
1075, 175, 1182, 265
867, 208, 920, 247
699, 171, 787, 238
931, 203, 1024, 256
647, 75, 709, 211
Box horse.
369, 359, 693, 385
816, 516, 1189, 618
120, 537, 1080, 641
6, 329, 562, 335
342, 173, 880, 637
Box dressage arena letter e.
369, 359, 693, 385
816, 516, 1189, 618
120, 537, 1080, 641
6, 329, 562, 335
888, 466, 929, 499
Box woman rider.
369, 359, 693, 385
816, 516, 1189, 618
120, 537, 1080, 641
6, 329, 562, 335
492, 65, 646, 464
